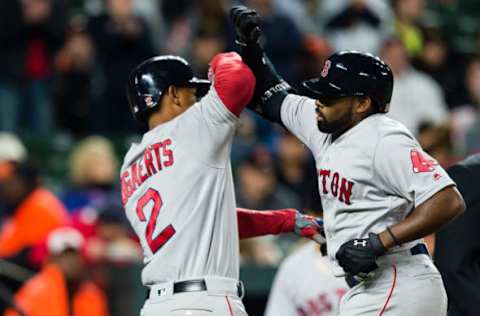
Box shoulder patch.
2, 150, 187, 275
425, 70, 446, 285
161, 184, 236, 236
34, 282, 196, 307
410, 149, 437, 173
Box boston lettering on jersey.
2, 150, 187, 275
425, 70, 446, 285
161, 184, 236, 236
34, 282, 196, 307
318, 169, 354, 205
121, 139, 174, 205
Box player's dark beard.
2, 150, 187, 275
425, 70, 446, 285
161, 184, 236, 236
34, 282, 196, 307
317, 110, 354, 135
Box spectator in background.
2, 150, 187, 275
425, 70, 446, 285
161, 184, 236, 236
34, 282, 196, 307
61, 136, 119, 213
4, 227, 109, 316
450, 57, 480, 154
272, 0, 323, 35
236, 147, 301, 265
189, 0, 231, 74
196, 0, 230, 38
0, 0, 67, 134
0, 162, 69, 260
381, 37, 449, 135
0, 132, 27, 241
160, 0, 196, 56
86, 201, 144, 316
242, 0, 303, 83
0, 161, 69, 314
232, 113, 258, 166
0, 133, 28, 312
265, 242, 347, 316
84, 202, 141, 265
190, 31, 226, 76
0, 133, 27, 182
0, 133, 27, 228
82, 203, 142, 316
131, 0, 165, 53
392, 0, 426, 57
298, 35, 332, 82
236, 147, 300, 211
435, 154, 480, 316
54, 16, 95, 136
275, 132, 314, 208
260, 0, 333, 84
412, 31, 462, 107
87, 0, 155, 133
319, 0, 393, 54
162, 0, 231, 74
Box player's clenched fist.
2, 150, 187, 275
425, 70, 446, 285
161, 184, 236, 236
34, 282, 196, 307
335, 233, 386, 276
229, 5, 262, 45
294, 212, 326, 245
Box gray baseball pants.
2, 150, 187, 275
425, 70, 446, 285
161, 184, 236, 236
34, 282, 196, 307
338, 246, 447, 316
140, 276, 248, 316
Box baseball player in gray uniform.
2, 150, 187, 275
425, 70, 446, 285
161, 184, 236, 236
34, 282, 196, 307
265, 242, 348, 316
122, 52, 324, 316
230, 6, 465, 316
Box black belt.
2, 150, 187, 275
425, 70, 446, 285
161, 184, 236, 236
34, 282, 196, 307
174, 279, 207, 293
147, 279, 244, 298
345, 243, 429, 288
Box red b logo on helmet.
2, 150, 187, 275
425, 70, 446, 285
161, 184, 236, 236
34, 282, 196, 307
321, 60, 331, 78
144, 95, 154, 108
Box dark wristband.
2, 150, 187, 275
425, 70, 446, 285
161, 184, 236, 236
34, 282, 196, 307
368, 232, 386, 256
386, 226, 401, 246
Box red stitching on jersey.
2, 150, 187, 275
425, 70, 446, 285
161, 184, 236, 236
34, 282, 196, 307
225, 296, 234, 316
378, 265, 397, 316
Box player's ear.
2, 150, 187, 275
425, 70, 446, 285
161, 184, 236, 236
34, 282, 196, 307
355, 96, 372, 115
167, 86, 181, 106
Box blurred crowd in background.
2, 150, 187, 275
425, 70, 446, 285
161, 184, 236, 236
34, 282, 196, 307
1, 0, 480, 315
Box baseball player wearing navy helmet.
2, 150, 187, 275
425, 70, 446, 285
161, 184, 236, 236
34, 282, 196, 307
230, 5, 465, 316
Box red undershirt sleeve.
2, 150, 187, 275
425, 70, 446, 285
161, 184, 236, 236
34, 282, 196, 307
209, 52, 256, 117
236, 208, 296, 239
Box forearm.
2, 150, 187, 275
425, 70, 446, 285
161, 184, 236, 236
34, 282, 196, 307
240, 42, 290, 125
236, 207, 296, 239
230, 5, 293, 125
379, 186, 465, 250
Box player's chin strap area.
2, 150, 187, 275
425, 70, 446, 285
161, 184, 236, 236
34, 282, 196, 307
147, 277, 244, 299
344, 243, 429, 288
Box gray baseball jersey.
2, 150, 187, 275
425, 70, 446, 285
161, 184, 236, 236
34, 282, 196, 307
280, 94, 455, 276
265, 242, 348, 316
120, 88, 240, 285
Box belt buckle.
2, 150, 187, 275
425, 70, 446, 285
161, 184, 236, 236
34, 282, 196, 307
173, 279, 207, 294
237, 281, 245, 299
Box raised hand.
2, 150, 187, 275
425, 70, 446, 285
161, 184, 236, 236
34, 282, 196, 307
229, 5, 262, 45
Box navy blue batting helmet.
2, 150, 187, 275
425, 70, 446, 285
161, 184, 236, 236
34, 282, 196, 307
301, 51, 394, 113
126, 55, 210, 122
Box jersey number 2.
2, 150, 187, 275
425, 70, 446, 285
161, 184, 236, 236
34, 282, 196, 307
136, 188, 176, 253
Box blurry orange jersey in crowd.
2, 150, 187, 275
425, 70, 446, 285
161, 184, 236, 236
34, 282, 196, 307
0, 188, 69, 258
4, 264, 109, 316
